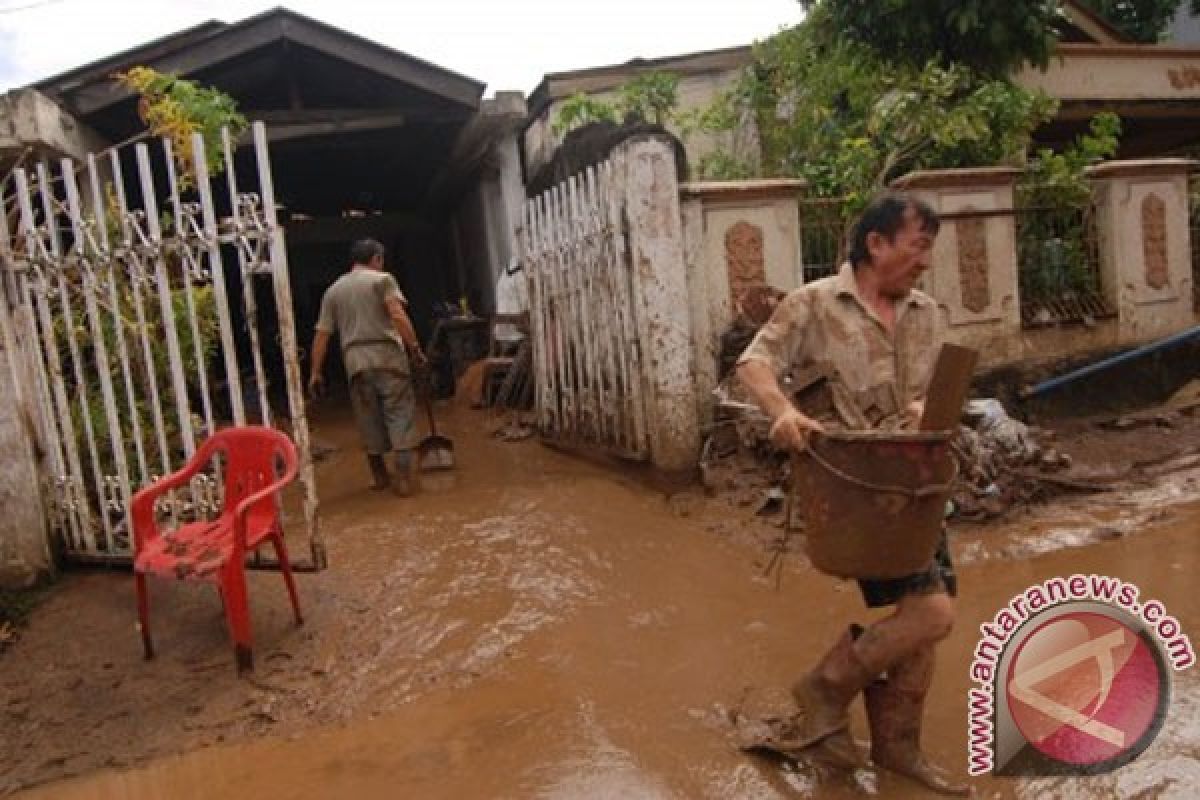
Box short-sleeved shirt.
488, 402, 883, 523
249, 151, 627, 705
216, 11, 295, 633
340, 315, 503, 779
315, 267, 410, 379
737, 263, 941, 430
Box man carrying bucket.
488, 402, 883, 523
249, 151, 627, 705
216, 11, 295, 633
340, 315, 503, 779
736, 192, 967, 795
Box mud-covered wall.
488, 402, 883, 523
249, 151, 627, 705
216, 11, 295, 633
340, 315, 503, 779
0, 340, 52, 588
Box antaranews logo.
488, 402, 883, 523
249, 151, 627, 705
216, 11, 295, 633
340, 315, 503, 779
967, 574, 1195, 777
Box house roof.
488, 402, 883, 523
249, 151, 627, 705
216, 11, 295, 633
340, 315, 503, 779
1061, 0, 1132, 45
25, 8, 493, 216
32, 19, 228, 97
35, 7, 485, 118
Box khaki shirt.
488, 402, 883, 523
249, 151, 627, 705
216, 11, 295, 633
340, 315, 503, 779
316, 267, 410, 379
737, 263, 941, 430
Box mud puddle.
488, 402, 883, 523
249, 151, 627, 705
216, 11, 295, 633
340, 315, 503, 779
6, 406, 1199, 799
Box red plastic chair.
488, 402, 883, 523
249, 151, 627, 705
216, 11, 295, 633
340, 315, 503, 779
131, 426, 303, 673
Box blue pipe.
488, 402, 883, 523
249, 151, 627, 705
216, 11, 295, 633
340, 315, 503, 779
1023, 324, 1200, 398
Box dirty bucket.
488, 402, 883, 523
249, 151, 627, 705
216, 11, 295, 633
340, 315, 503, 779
789, 430, 957, 580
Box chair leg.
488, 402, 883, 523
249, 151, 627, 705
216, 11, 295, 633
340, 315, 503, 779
271, 532, 304, 626
220, 563, 254, 675
135, 572, 154, 659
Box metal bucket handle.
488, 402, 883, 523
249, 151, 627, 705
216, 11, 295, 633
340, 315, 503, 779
802, 440, 959, 499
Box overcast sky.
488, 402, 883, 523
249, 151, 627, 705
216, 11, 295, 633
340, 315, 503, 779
0, 0, 802, 94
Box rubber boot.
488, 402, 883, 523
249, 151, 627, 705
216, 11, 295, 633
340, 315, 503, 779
780, 625, 882, 767
391, 449, 417, 497
367, 454, 390, 491
865, 645, 970, 796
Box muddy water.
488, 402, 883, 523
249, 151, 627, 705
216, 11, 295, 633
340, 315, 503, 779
16, 406, 1200, 799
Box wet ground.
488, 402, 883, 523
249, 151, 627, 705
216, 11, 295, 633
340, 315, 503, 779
2, 402, 1198, 799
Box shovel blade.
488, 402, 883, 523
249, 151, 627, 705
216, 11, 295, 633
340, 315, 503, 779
418, 435, 456, 471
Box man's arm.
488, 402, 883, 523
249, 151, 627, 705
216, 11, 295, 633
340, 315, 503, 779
385, 294, 426, 367
737, 359, 823, 451
734, 290, 824, 451
309, 329, 331, 394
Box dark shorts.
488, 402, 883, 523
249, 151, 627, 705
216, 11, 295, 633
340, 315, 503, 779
857, 529, 957, 608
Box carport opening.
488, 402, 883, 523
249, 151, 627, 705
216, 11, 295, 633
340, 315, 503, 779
39, 9, 500, 418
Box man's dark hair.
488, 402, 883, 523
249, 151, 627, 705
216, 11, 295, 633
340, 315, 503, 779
349, 238, 385, 266
847, 192, 939, 268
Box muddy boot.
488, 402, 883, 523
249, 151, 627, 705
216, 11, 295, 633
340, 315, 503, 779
391, 449, 417, 497
367, 455, 390, 491
865, 645, 970, 796
802, 728, 864, 770
784, 626, 881, 761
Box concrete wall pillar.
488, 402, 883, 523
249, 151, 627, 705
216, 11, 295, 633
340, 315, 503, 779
615, 135, 701, 474
0, 318, 53, 589
477, 174, 504, 310
678, 179, 805, 423
494, 132, 526, 271
1087, 159, 1198, 345
891, 168, 1024, 368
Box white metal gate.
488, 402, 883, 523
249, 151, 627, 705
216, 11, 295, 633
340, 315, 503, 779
0, 122, 322, 567
519, 156, 650, 459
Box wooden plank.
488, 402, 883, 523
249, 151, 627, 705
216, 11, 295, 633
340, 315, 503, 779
919, 343, 979, 433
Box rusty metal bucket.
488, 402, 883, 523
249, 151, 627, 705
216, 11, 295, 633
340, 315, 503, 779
790, 430, 957, 580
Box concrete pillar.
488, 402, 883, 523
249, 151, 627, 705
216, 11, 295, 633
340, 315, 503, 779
494, 131, 526, 269
1087, 159, 1198, 345
0, 330, 53, 589
477, 175, 504, 309
615, 135, 701, 474
891, 168, 1024, 368
678, 179, 805, 424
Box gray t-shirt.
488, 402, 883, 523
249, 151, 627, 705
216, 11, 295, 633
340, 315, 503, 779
315, 267, 410, 378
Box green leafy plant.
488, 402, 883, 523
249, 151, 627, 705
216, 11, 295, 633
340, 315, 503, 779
553, 71, 684, 136
798, 0, 1067, 76
618, 71, 680, 125
52, 262, 220, 524
115, 66, 248, 187
1016, 112, 1122, 307
552, 91, 619, 136
719, 20, 1059, 216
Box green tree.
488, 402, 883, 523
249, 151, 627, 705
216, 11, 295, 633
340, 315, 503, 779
1077, 0, 1180, 42
1017, 113, 1122, 303
798, 0, 1067, 76
552, 91, 619, 136
618, 71, 680, 125
729, 22, 1058, 213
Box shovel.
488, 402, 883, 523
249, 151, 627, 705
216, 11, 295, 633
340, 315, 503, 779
417, 378, 455, 471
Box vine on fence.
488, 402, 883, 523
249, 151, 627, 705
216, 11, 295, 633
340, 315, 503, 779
115, 66, 248, 187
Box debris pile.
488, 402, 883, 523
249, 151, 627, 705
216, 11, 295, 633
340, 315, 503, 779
700, 382, 1104, 525
950, 399, 1079, 522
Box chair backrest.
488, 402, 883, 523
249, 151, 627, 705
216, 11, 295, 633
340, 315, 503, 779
193, 426, 298, 515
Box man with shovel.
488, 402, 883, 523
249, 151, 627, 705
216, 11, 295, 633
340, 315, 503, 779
309, 238, 426, 496
736, 192, 968, 795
